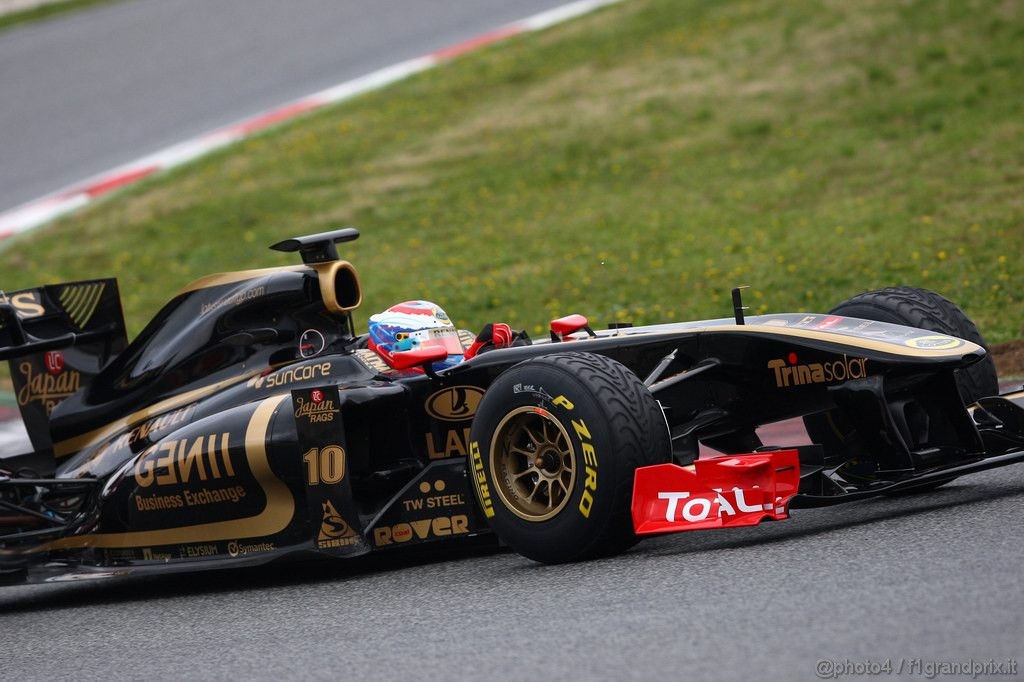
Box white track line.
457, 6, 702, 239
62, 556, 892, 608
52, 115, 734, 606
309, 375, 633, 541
0, 0, 623, 243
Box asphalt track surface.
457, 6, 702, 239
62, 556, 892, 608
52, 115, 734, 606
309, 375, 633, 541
2, 466, 1022, 680
0, 0, 577, 213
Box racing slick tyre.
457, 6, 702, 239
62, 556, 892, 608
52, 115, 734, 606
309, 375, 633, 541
824, 287, 998, 400
468, 352, 670, 564
804, 286, 997, 493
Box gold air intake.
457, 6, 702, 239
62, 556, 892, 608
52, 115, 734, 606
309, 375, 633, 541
313, 260, 361, 313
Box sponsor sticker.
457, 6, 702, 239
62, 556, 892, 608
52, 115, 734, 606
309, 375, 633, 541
905, 335, 963, 350
248, 361, 332, 390
179, 544, 218, 558
294, 395, 339, 423
768, 352, 868, 388
89, 404, 198, 465
133, 432, 236, 488
423, 386, 483, 459
401, 478, 466, 513
424, 386, 484, 421
373, 515, 470, 546
0, 290, 46, 318
16, 361, 81, 414
227, 540, 275, 557
317, 500, 359, 549
199, 285, 264, 316
44, 350, 64, 375
293, 385, 366, 556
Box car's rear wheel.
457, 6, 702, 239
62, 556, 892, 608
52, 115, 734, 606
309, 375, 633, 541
804, 286, 996, 493
468, 352, 670, 563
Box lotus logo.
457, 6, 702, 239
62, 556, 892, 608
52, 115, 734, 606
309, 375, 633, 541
906, 335, 963, 350
425, 386, 484, 422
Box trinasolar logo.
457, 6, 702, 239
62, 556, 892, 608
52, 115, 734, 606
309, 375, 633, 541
767, 352, 868, 388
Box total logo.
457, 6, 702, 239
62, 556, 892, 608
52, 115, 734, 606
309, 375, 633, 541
658, 488, 782, 523
767, 352, 867, 388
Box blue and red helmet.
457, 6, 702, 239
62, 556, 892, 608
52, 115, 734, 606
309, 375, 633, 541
368, 301, 464, 369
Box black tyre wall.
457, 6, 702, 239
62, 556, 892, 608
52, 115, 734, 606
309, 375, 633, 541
827, 286, 998, 400
803, 286, 997, 494
468, 352, 670, 564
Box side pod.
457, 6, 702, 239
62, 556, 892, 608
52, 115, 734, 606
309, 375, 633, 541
631, 451, 800, 535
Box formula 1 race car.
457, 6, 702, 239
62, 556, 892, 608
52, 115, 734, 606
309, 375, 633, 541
2, 228, 1023, 584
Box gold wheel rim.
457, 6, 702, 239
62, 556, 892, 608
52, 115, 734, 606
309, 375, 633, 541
490, 406, 576, 522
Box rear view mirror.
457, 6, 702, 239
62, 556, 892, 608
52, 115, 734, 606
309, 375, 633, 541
389, 345, 448, 370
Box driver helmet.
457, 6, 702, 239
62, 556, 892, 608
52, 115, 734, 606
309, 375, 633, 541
368, 300, 464, 369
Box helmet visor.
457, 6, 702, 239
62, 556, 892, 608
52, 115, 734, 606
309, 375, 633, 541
408, 328, 464, 355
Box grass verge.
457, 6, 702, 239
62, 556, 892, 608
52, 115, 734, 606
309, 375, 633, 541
0, 0, 121, 33
1, 0, 1021, 347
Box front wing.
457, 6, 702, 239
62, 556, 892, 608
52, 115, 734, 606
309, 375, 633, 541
632, 451, 801, 535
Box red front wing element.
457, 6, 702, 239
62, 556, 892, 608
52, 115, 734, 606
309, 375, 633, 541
631, 450, 801, 535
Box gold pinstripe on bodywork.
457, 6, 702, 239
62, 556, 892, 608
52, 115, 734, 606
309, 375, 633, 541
609, 323, 984, 359
175, 265, 309, 295
53, 373, 260, 458
23, 394, 294, 553
176, 261, 361, 313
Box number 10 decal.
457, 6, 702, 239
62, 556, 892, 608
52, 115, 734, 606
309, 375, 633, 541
302, 445, 346, 485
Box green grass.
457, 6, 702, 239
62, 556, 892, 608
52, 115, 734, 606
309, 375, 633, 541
2, 0, 1021, 345
0, 0, 121, 33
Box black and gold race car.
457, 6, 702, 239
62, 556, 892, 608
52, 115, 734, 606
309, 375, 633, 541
2, 228, 1022, 584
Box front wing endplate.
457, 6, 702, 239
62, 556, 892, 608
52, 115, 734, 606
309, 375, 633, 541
631, 450, 800, 535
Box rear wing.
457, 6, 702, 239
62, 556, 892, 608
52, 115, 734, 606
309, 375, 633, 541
0, 280, 127, 463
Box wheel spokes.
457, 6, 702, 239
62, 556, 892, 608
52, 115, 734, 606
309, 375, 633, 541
491, 408, 578, 522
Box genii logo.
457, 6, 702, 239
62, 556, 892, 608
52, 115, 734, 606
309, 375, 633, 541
425, 386, 484, 421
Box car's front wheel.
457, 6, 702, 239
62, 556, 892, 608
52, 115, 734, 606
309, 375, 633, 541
804, 286, 997, 493
468, 352, 670, 563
